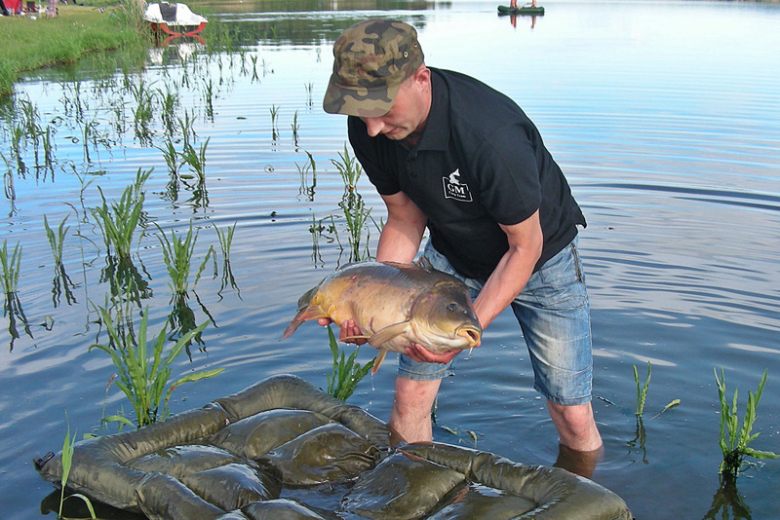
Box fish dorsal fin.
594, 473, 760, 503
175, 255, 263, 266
367, 321, 410, 347
371, 349, 388, 374
415, 256, 433, 271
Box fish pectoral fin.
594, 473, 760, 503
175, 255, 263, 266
280, 305, 326, 340
367, 321, 410, 347
342, 335, 372, 342
371, 349, 389, 374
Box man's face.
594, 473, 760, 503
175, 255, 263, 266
360, 69, 430, 143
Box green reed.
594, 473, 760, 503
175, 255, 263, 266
90, 303, 221, 427
296, 150, 316, 201
180, 137, 210, 209
325, 325, 374, 402
158, 83, 180, 136
203, 78, 215, 120
340, 194, 372, 262
158, 136, 181, 177
634, 362, 651, 417
270, 104, 280, 141
155, 223, 214, 296
58, 415, 97, 520
44, 215, 78, 307
291, 110, 300, 145
305, 82, 314, 108
130, 80, 155, 144
332, 144, 362, 195
0, 239, 32, 349
715, 368, 778, 481
42, 125, 55, 172
332, 145, 374, 261
214, 222, 240, 300
91, 168, 151, 260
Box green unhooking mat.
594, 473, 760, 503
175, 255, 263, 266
35, 374, 632, 520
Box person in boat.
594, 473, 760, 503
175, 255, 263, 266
510, 0, 537, 8
321, 19, 603, 463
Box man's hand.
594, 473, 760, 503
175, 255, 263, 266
318, 318, 368, 345
405, 343, 465, 364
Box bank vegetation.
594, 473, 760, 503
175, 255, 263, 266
0, 1, 149, 96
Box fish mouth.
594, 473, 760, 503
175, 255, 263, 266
457, 326, 482, 348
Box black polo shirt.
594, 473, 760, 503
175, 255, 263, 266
347, 67, 585, 280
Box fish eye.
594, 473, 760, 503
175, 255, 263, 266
447, 303, 459, 312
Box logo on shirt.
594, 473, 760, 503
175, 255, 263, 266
442, 170, 473, 202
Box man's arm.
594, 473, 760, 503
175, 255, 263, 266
375, 191, 428, 263
406, 210, 543, 363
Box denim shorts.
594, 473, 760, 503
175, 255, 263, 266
398, 237, 594, 406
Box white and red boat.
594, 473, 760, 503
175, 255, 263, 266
143, 2, 207, 38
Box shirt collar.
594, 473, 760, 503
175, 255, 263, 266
415, 68, 449, 152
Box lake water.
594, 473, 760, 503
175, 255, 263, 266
1, 1, 779, 518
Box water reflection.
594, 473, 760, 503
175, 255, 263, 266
703, 479, 753, 520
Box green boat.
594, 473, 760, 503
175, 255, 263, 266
498, 4, 545, 15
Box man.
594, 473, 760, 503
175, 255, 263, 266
321, 18, 602, 455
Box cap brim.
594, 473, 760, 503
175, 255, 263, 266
322, 74, 402, 118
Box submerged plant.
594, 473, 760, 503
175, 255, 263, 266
332, 145, 374, 261
91, 168, 151, 260
180, 137, 210, 209
270, 104, 280, 141
296, 150, 316, 201
0, 239, 32, 349
58, 415, 97, 520
715, 368, 778, 481
325, 325, 374, 402
155, 223, 213, 296
214, 222, 240, 300
90, 304, 222, 427
43, 215, 78, 307
634, 362, 651, 417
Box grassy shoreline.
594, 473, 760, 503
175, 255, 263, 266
0, 3, 148, 96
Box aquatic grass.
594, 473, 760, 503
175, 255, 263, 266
332, 144, 362, 195
305, 82, 314, 108
296, 151, 316, 201
155, 223, 214, 296
332, 145, 374, 261
214, 222, 240, 300
42, 125, 55, 173
130, 80, 155, 144
715, 368, 778, 481
158, 83, 180, 136
157, 137, 182, 202
58, 415, 97, 520
431, 397, 479, 448
91, 168, 151, 260
270, 104, 280, 141
203, 78, 215, 120
0, 240, 33, 349
634, 362, 651, 417
90, 303, 221, 427
340, 194, 373, 262
2, 152, 17, 217
179, 137, 210, 209
44, 215, 78, 307
325, 325, 374, 402
291, 110, 300, 145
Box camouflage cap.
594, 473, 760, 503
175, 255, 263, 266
323, 19, 424, 118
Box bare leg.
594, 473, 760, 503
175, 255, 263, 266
547, 400, 602, 452
388, 376, 442, 443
